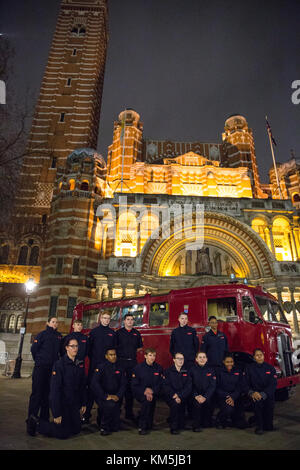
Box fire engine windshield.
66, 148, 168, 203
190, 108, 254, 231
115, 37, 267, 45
255, 296, 288, 324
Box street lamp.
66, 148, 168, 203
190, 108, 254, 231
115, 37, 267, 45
11, 278, 36, 379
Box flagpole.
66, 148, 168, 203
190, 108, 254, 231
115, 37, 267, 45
266, 115, 283, 199
120, 115, 126, 193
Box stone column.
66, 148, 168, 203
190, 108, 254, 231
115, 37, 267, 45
293, 226, 300, 260
290, 287, 300, 335
268, 225, 276, 255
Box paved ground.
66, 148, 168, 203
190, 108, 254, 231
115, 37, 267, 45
1, 375, 300, 451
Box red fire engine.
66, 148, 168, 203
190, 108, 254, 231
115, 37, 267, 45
71, 283, 300, 399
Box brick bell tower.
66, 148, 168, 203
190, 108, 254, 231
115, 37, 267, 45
14, 0, 108, 222
0, 0, 108, 335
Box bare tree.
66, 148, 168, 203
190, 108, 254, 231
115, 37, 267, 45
0, 36, 32, 220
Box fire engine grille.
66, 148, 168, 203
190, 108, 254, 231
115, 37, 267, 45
277, 333, 295, 377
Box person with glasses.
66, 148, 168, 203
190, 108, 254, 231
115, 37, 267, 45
163, 352, 192, 434
26, 316, 62, 436
62, 319, 89, 365
27, 338, 87, 439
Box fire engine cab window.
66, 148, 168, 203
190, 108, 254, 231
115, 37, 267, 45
207, 297, 237, 322
82, 306, 120, 329
149, 302, 169, 326
255, 296, 288, 324
121, 304, 144, 327
242, 296, 261, 324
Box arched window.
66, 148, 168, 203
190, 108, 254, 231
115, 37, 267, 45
29, 246, 39, 266
17, 246, 28, 265
68, 179, 76, 191
293, 193, 300, 202
0, 314, 8, 332
8, 314, 16, 333
16, 315, 23, 333
0, 245, 9, 264
80, 181, 89, 191
71, 24, 86, 36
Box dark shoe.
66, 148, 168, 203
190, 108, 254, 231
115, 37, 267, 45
100, 429, 111, 436
26, 415, 38, 436
170, 429, 180, 435
139, 429, 149, 435
193, 427, 203, 432
255, 428, 264, 435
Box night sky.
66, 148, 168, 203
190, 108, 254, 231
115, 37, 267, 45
1, 0, 300, 182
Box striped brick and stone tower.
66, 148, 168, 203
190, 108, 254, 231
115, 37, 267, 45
28, 148, 106, 335
222, 114, 266, 198
0, 0, 109, 336
106, 109, 144, 193
14, 0, 108, 222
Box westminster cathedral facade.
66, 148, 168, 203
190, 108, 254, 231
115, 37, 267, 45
0, 0, 299, 346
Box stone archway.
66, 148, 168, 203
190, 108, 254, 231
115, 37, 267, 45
141, 211, 275, 282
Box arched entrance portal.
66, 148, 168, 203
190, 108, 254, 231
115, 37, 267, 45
141, 211, 275, 284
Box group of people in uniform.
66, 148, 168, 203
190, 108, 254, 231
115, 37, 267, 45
26, 311, 278, 439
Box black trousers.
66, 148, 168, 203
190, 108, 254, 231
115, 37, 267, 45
98, 399, 121, 432
192, 398, 212, 428
84, 368, 95, 420
165, 397, 186, 431
135, 395, 157, 431
118, 360, 136, 416
38, 405, 81, 439
252, 397, 275, 431
27, 365, 52, 421
216, 396, 246, 428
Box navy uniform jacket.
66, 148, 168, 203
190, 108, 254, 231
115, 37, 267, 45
189, 364, 216, 400
170, 325, 199, 361
91, 360, 126, 402
245, 362, 277, 400
31, 326, 63, 367
116, 327, 143, 360
131, 361, 164, 400
88, 325, 117, 370
50, 355, 87, 418
201, 329, 229, 367
216, 366, 243, 401
62, 332, 89, 362
163, 365, 192, 401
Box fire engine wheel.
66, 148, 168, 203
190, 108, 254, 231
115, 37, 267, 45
275, 388, 290, 401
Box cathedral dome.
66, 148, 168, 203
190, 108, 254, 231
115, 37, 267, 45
67, 148, 106, 168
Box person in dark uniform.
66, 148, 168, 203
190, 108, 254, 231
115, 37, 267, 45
245, 348, 277, 435
215, 353, 245, 429
189, 351, 216, 431
62, 319, 89, 365
91, 348, 126, 435
163, 352, 192, 434
200, 316, 229, 368
27, 337, 87, 439
169, 313, 199, 370
26, 316, 62, 435
84, 310, 117, 423
116, 313, 143, 420
131, 348, 163, 435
